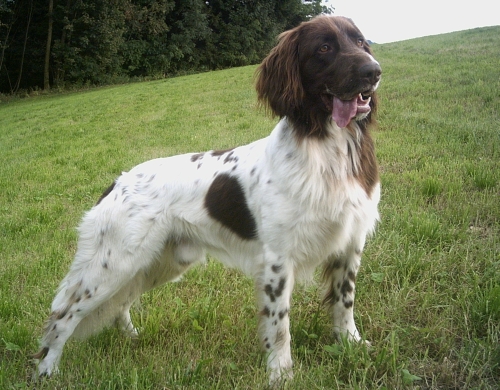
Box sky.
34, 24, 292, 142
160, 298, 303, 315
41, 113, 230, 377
325, 0, 500, 43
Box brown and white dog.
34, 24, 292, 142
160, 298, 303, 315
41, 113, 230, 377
34, 15, 382, 384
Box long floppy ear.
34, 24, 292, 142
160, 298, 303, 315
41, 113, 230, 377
255, 26, 304, 118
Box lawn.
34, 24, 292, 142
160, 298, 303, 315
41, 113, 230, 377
1, 26, 499, 389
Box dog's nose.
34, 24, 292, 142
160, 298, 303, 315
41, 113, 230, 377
359, 62, 382, 85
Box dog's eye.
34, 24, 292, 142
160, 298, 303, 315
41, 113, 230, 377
319, 44, 331, 53
357, 38, 364, 47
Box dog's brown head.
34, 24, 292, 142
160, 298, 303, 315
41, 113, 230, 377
256, 16, 381, 138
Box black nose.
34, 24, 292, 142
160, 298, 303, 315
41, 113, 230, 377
359, 62, 382, 84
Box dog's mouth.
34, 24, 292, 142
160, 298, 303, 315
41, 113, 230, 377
321, 91, 373, 128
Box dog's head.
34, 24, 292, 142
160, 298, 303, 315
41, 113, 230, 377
256, 16, 381, 138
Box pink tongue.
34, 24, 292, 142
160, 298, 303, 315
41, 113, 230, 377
332, 97, 357, 128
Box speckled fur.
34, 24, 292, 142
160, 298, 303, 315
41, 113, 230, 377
35, 16, 381, 386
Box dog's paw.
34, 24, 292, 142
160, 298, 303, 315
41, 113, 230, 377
334, 329, 372, 348
123, 326, 140, 339
362, 339, 372, 348
32, 362, 58, 382
268, 365, 293, 388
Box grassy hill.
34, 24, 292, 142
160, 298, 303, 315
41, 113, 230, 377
1, 26, 499, 389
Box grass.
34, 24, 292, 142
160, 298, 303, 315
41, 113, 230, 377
1, 25, 499, 389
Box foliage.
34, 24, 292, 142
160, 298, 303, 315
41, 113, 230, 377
1, 26, 499, 388
0, 0, 328, 93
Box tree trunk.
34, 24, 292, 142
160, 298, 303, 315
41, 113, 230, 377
44, 0, 54, 90
55, 0, 72, 87
0, 21, 13, 77
13, 0, 33, 93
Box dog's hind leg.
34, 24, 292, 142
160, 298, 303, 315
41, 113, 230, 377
34, 235, 204, 377
34, 254, 145, 377
115, 304, 139, 338
106, 239, 205, 338
34, 206, 160, 376
71, 278, 144, 340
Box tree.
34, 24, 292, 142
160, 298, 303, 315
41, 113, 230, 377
44, 0, 53, 90
0, 0, 329, 93
12, 0, 33, 93
0, 0, 50, 93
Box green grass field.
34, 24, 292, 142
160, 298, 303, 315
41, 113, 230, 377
1, 26, 499, 389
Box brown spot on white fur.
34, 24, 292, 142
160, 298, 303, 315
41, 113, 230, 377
96, 181, 116, 206
32, 346, 49, 360
205, 174, 258, 240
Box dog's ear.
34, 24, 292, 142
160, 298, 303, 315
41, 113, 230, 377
256, 26, 304, 118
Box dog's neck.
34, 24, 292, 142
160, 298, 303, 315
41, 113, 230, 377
268, 117, 379, 199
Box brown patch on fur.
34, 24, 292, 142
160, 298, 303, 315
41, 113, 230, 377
32, 346, 49, 360
205, 174, 258, 240
274, 277, 286, 298
96, 181, 116, 206
223, 151, 238, 164
340, 279, 353, 296
264, 284, 276, 302
331, 258, 344, 269
323, 287, 340, 307
211, 148, 234, 158
190, 153, 204, 162
322, 260, 343, 306
55, 308, 69, 320
260, 306, 271, 317
354, 126, 379, 196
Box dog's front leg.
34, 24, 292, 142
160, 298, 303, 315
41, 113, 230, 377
322, 249, 363, 342
256, 250, 295, 385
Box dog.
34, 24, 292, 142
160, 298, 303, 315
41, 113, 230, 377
34, 15, 382, 384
